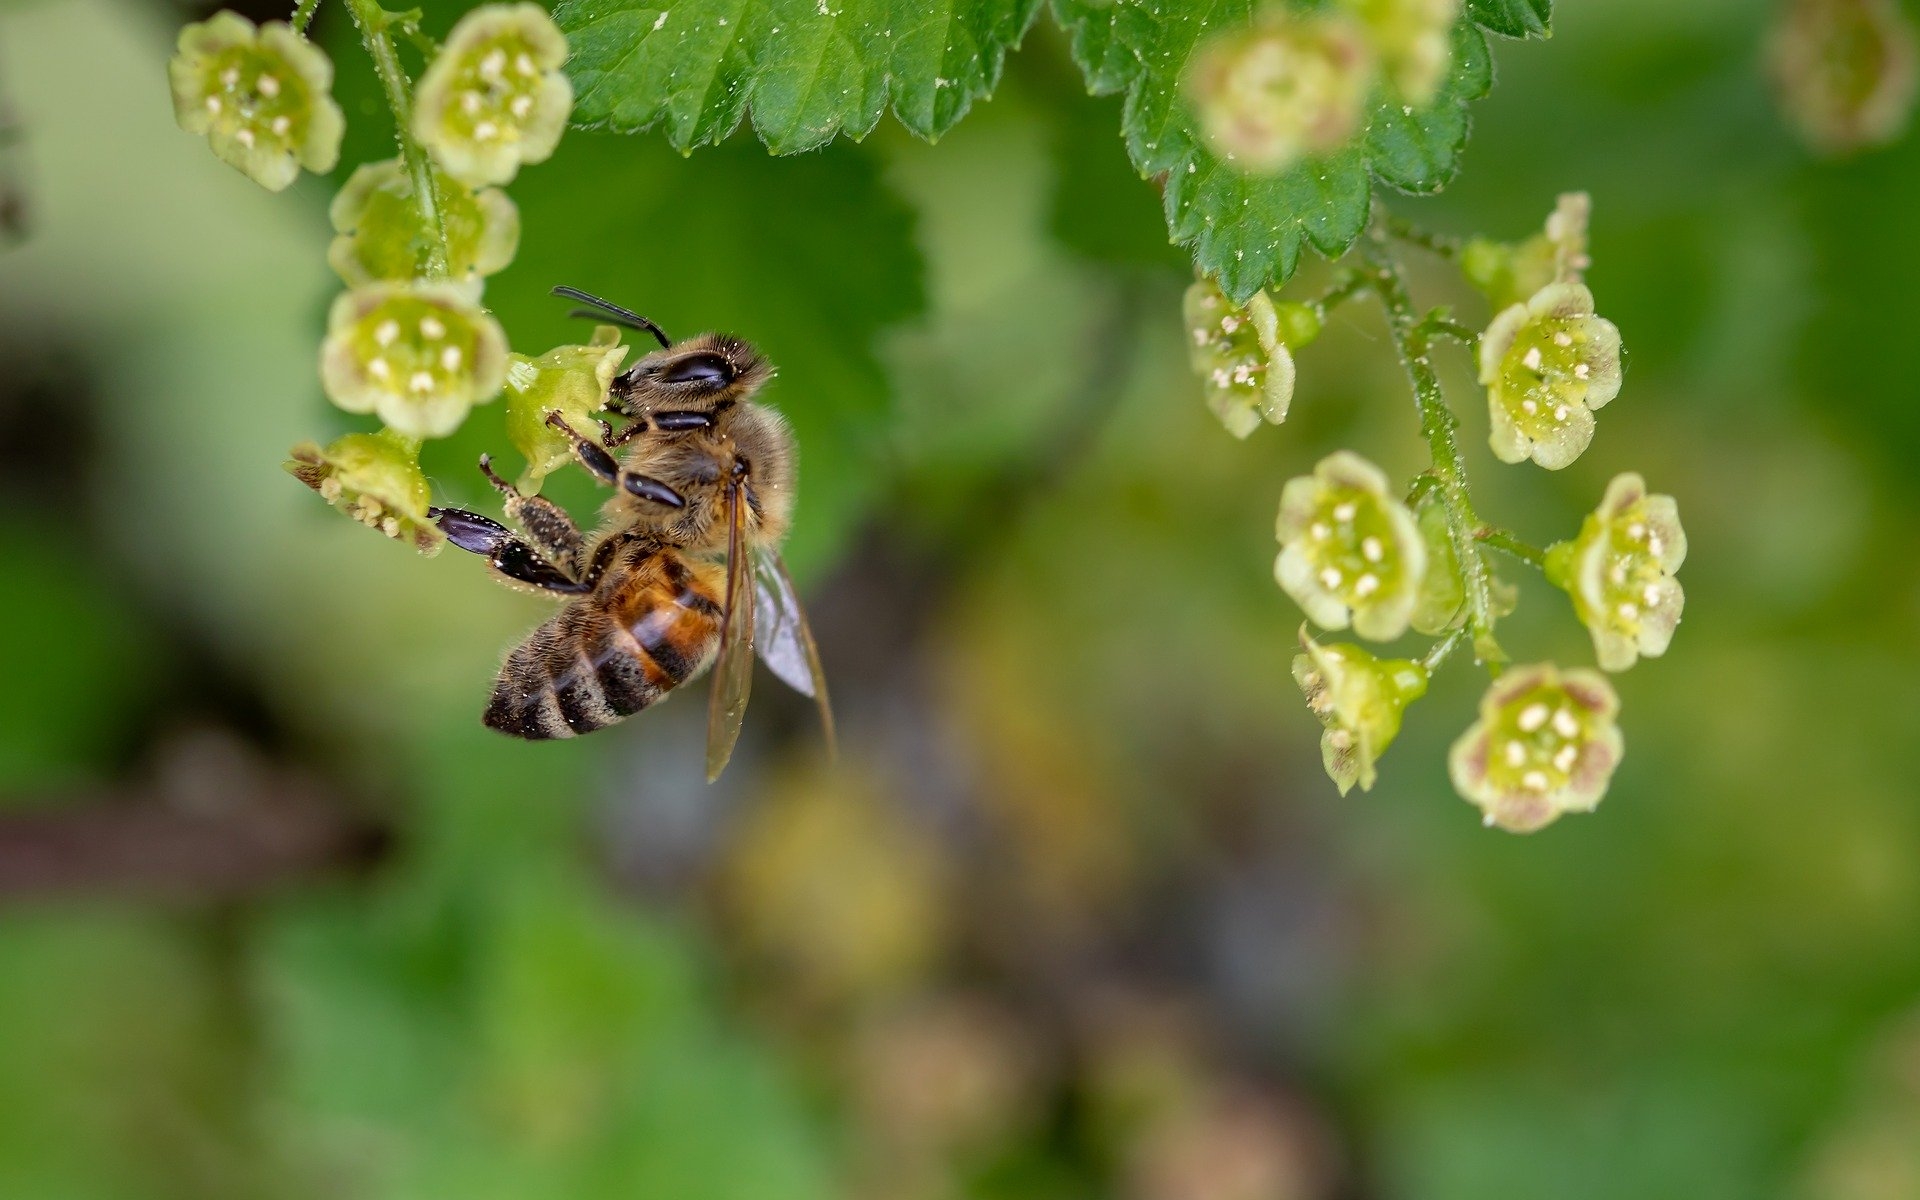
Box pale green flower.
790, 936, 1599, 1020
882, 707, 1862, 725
1547, 472, 1687, 672
1344, 0, 1459, 105
1293, 634, 1428, 794
1449, 663, 1624, 833
319, 282, 508, 439
1183, 277, 1319, 438
327, 158, 520, 290
413, 3, 573, 186
504, 327, 631, 491
1275, 451, 1427, 641
168, 12, 343, 192
1478, 282, 1622, 470
1769, 0, 1918, 155
285, 429, 442, 554
1185, 12, 1375, 173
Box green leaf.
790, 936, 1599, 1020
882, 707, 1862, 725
1052, 0, 1498, 301
556, 0, 1044, 154
1464, 0, 1551, 41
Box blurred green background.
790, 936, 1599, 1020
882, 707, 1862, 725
4, 0, 1920, 1196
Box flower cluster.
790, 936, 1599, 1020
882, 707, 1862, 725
1182, 277, 1319, 438
168, 13, 343, 192
167, 1, 607, 551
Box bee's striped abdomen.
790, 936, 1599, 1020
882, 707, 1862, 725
484, 550, 724, 741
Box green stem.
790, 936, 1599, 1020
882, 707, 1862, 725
1476, 527, 1547, 570
1419, 626, 1470, 674
1417, 314, 1480, 347
1383, 214, 1463, 260
345, 0, 449, 279
290, 0, 322, 36
1307, 270, 1370, 324
1359, 233, 1503, 663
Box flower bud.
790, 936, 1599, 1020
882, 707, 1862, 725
319, 282, 509, 439
285, 430, 442, 553
1275, 451, 1427, 641
1546, 473, 1687, 672
168, 12, 344, 192
1478, 282, 1622, 470
1186, 13, 1375, 173
504, 327, 631, 491
1449, 664, 1624, 833
1293, 633, 1428, 794
413, 3, 573, 186
1769, 0, 1918, 155
1462, 192, 1591, 313
1183, 277, 1313, 438
328, 158, 520, 290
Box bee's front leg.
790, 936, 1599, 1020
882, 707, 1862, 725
543, 413, 687, 509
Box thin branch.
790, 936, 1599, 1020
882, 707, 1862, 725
345, 0, 449, 278
290, 0, 322, 36
1476, 527, 1547, 570
1382, 214, 1464, 260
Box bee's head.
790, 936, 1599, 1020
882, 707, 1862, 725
614, 333, 773, 416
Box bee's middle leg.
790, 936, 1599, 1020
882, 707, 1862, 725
475, 454, 591, 579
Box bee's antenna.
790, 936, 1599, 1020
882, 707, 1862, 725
551, 285, 672, 349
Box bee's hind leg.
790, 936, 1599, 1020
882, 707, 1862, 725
542, 413, 686, 509
430, 506, 593, 595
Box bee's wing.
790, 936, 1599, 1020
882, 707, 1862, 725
704, 482, 755, 782
752, 549, 836, 758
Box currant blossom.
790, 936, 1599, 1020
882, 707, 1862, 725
1478, 282, 1622, 470
413, 3, 573, 186
1449, 664, 1624, 833
1293, 634, 1429, 794
1769, 0, 1918, 155
319, 282, 508, 439
1275, 451, 1426, 641
1186, 12, 1375, 173
504, 327, 631, 491
1546, 473, 1687, 672
285, 430, 442, 554
1183, 277, 1319, 438
328, 158, 520, 290
1344, 0, 1459, 105
168, 12, 343, 192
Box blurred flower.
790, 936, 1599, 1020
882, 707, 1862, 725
852, 997, 1040, 1163
1183, 277, 1318, 438
168, 12, 343, 192
1275, 451, 1426, 640
1478, 281, 1622, 470
721, 765, 949, 1009
1769, 0, 1918, 155
1292, 633, 1428, 794
1186, 12, 1374, 173
327, 158, 520, 290
319, 282, 508, 439
1449, 663, 1624, 833
285, 429, 441, 553
413, 3, 572, 186
1462, 191, 1591, 312
1345, 0, 1459, 105
1125, 1083, 1330, 1200
1546, 473, 1687, 672
504, 328, 630, 491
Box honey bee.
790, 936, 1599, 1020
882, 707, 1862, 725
430, 287, 833, 780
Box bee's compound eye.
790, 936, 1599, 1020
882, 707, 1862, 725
662, 353, 733, 386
